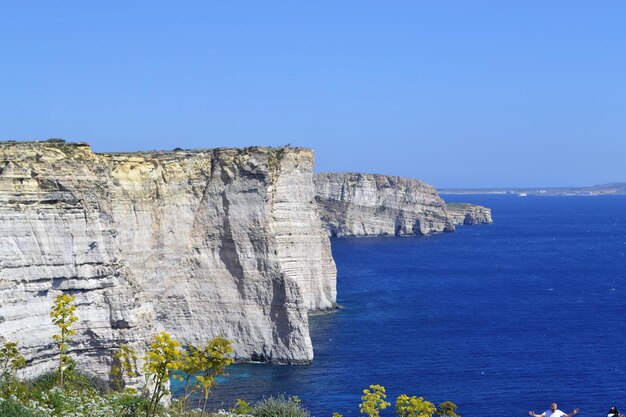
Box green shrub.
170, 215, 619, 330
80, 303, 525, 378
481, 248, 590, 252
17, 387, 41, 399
166, 407, 205, 417
29, 371, 58, 392
0, 378, 28, 399
110, 392, 151, 417
64, 369, 108, 394
29, 369, 107, 395
0, 397, 37, 417
253, 395, 310, 417
42, 388, 67, 413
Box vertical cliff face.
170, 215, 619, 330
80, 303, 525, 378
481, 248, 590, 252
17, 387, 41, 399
269, 150, 337, 311
315, 173, 455, 237
0, 141, 336, 380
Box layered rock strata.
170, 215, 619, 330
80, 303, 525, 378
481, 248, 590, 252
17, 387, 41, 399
314, 173, 493, 237
0, 141, 336, 380
445, 203, 493, 225
314, 173, 456, 237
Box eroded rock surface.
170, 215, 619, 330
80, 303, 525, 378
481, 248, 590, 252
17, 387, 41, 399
314, 173, 455, 237
0, 141, 336, 380
445, 203, 493, 225
314, 173, 493, 237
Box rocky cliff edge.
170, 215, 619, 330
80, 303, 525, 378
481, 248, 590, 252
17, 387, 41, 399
0, 141, 336, 381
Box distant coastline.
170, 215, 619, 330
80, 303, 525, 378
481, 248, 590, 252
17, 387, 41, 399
439, 183, 626, 196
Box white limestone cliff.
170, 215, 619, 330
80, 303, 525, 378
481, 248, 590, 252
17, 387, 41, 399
0, 141, 336, 381
314, 173, 456, 237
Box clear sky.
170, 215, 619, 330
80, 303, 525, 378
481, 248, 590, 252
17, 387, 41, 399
1, 1, 625, 188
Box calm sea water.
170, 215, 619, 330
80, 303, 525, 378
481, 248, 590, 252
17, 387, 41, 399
176, 195, 626, 417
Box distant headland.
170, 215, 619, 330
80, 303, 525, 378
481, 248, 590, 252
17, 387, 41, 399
440, 183, 626, 196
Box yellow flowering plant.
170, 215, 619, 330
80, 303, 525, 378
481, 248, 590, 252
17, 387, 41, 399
395, 394, 436, 417
359, 384, 391, 417
143, 331, 184, 417
50, 293, 78, 389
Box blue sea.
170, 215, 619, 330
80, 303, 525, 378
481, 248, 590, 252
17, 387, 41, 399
178, 195, 626, 416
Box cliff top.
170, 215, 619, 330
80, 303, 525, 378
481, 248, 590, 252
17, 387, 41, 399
446, 202, 490, 210
315, 171, 432, 190
0, 139, 311, 157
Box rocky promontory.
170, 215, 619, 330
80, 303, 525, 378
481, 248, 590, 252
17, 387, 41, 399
314, 173, 492, 237
445, 203, 493, 225
0, 141, 336, 381
314, 173, 455, 237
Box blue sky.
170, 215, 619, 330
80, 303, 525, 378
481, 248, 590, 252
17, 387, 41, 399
1, 1, 624, 188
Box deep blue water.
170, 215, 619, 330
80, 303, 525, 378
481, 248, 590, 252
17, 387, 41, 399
179, 195, 626, 416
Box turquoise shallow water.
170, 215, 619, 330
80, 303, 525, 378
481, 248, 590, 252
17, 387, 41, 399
174, 195, 626, 417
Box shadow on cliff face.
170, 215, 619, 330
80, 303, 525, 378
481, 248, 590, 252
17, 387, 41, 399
270, 277, 296, 356
411, 218, 421, 235
218, 193, 247, 297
